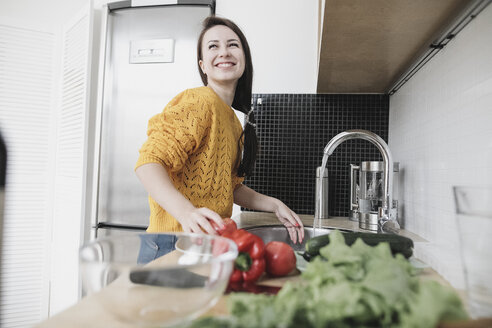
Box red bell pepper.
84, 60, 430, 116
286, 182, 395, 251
224, 229, 265, 283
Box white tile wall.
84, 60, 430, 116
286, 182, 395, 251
389, 4, 492, 288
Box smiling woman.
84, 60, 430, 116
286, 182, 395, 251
134, 15, 304, 263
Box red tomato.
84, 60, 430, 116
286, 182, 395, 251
211, 217, 237, 236
264, 241, 296, 277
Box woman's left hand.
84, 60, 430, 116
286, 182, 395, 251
233, 185, 305, 244
274, 202, 304, 244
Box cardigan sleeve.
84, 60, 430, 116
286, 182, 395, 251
232, 173, 245, 191
135, 93, 212, 172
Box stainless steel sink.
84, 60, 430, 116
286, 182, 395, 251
244, 225, 352, 252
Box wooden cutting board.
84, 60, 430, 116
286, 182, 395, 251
203, 270, 302, 317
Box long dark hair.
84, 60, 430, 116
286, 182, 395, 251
197, 16, 258, 177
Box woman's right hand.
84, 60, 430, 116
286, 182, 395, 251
176, 207, 225, 235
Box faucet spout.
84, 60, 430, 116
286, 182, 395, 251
323, 130, 397, 230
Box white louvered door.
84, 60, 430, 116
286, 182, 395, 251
0, 4, 94, 325
0, 24, 55, 327
49, 5, 93, 315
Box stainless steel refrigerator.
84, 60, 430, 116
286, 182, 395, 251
90, 1, 215, 237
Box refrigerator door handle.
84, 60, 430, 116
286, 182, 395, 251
96, 222, 148, 231
132, 0, 178, 7
108, 0, 215, 12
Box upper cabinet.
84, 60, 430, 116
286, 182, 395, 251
317, 0, 477, 94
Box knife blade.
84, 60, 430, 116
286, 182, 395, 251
129, 268, 208, 288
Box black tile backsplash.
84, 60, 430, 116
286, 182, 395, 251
244, 94, 389, 217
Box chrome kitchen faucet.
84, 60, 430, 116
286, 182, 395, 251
321, 129, 400, 233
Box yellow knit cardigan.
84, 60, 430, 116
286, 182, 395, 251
135, 86, 245, 232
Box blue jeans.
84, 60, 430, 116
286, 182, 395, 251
137, 234, 177, 264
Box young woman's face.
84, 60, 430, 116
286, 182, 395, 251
199, 25, 246, 87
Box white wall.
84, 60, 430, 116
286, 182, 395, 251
388, 4, 492, 288
216, 0, 319, 94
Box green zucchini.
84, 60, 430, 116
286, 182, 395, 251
304, 231, 414, 259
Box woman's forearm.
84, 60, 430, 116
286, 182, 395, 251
233, 184, 305, 243
135, 163, 223, 234
233, 184, 281, 212
135, 163, 196, 218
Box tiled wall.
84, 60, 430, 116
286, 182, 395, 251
244, 94, 389, 217
389, 4, 492, 288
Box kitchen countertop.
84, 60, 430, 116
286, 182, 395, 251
35, 212, 457, 328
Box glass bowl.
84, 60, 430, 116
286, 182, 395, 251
79, 232, 238, 327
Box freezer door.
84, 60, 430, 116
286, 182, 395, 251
96, 6, 211, 227
96, 226, 145, 238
